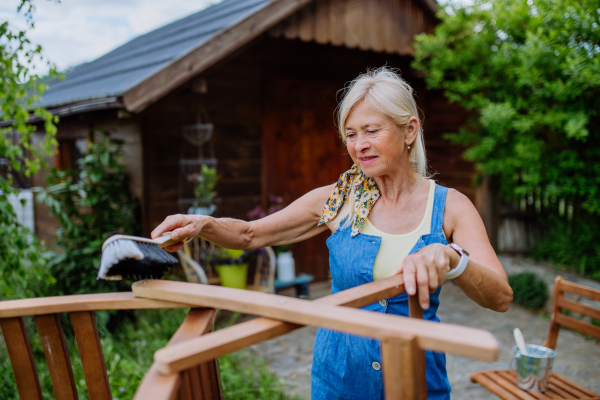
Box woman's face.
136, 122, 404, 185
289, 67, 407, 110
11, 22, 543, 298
345, 101, 407, 178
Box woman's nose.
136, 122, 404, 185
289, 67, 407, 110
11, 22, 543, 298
354, 134, 371, 152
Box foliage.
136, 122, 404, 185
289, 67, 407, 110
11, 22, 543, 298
508, 272, 548, 309
193, 164, 218, 206
220, 351, 301, 400
413, 0, 600, 275
36, 134, 140, 295
533, 216, 600, 279
0, 0, 60, 299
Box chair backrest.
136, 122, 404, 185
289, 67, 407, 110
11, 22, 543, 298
544, 276, 600, 350
0, 292, 220, 400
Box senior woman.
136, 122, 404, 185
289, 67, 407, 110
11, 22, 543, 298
152, 67, 513, 399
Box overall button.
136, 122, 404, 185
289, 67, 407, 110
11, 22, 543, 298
372, 361, 381, 371
379, 299, 387, 307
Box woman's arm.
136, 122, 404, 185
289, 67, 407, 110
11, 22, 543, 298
393, 189, 513, 312
444, 189, 513, 312
151, 184, 334, 252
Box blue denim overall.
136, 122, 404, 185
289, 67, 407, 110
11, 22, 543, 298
311, 185, 451, 400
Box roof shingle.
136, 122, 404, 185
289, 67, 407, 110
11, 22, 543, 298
42, 0, 269, 108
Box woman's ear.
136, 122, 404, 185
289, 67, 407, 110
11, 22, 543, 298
405, 116, 419, 147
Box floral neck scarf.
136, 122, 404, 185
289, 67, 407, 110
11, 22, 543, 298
318, 164, 380, 237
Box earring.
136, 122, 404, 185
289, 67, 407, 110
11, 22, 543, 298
407, 144, 411, 151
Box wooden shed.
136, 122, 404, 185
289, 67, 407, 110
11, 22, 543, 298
33, 0, 485, 281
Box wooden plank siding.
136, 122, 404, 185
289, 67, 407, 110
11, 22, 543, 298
140, 56, 263, 232
269, 0, 437, 55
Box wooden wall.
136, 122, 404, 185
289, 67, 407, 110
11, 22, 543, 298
140, 55, 263, 233
269, 0, 436, 55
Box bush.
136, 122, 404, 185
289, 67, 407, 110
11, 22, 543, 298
413, 0, 600, 278
508, 272, 548, 309
533, 216, 600, 280
37, 133, 140, 295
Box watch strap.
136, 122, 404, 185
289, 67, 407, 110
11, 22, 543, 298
446, 244, 469, 279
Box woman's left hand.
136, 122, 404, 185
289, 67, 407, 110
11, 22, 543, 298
391, 244, 460, 310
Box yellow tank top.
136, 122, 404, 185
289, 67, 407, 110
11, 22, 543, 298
362, 180, 436, 281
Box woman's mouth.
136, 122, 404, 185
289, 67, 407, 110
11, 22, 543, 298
359, 156, 378, 165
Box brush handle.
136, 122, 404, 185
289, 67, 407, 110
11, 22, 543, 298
101, 233, 192, 251
513, 328, 528, 355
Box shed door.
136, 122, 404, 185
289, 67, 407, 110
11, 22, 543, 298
263, 77, 352, 281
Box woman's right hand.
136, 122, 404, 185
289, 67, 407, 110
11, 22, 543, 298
151, 214, 207, 252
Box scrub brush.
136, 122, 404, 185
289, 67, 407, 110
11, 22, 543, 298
98, 233, 192, 280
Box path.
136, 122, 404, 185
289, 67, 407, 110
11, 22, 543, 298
247, 256, 600, 399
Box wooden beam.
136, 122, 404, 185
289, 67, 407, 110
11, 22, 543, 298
381, 336, 424, 400
132, 279, 498, 373
134, 275, 406, 374
0, 292, 190, 318
123, 0, 315, 113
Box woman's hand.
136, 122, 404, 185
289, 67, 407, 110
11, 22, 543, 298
151, 214, 207, 252
392, 244, 460, 310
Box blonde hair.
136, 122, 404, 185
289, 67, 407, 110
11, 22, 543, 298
330, 67, 428, 231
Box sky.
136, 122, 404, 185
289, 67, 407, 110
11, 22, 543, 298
1, 0, 220, 75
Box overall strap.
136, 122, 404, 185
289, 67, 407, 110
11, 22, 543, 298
430, 185, 448, 236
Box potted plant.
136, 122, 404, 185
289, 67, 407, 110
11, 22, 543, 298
247, 195, 296, 282
199, 246, 256, 289
188, 164, 218, 215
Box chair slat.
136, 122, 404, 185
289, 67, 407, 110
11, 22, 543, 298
493, 371, 540, 400
0, 317, 43, 400
560, 281, 600, 302
497, 371, 554, 399
470, 371, 521, 400
35, 314, 78, 400
555, 313, 600, 341
69, 311, 111, 400
552, 373, 598, 398
557, 298, 600, 321
550, 374, 594, 398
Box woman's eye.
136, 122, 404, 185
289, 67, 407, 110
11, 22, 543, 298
346, 133, 356, 139
367, 130, 378, 135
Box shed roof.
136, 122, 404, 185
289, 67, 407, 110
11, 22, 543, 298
42, 0, 438, 113
42, 0, 269, 109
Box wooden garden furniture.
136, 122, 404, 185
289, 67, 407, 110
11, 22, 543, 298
470, 276, 600, 400
0, 292, 221, 400
0, 274, 500, 400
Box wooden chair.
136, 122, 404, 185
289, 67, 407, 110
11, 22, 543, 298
0, 292, 222, 400
133, 275, 500, 400
0, 274, 501, 400
470, 276, 600, 400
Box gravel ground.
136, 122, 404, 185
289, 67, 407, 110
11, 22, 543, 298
247, 256, 600, 399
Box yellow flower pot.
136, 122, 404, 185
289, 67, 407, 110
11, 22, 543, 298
216, 263, 248, 289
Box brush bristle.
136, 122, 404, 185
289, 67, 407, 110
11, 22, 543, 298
98, 239, 178, 280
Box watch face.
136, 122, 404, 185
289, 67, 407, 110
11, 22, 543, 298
450, 243, 470, 257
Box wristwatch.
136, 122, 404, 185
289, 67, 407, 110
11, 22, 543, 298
446, 243, 470, 279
